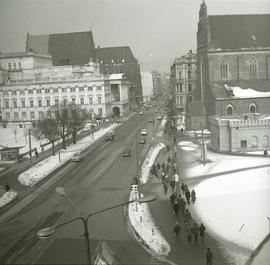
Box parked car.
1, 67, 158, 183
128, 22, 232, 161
105, 130, 115, 141
71, 151, 82, 162
157, 116, 162, 120
141, 129, 148, 136
149, 119, 154, 123
138, 111, 143, 115
122, 147, 131, 157
138, 137, 146, 144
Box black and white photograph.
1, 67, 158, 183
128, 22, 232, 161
0, 0, 270, 264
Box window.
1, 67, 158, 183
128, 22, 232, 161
179, 71, 181, 79
97, 86, 102, 91
45, 89, 50, 93
38, 111, 43, 119
46, 99, 50, 107
13, 62, 16, 70
18, 62, 22, 69
6, 112, 10, 120
8, 63, 12, 70
188, 71, 191, 79
240, 140, 247, 148
221, 61, 228, 79
22, 112, 27, 119
251, 136, 258, 148
13, 100, 17, 108
71, 98, 76, 104
249, 103, 256, 114
179, 83, 183, 93
98, 97, 102, 104
176, 85, 180, 93
226, 105, 234, 115
54, 99, 59, 105
21, 100, 25, 107
20, 90, 25, 95
70, 87, 76, 92
63, 99, 68, 105
188, 83, 192, 92
4, 90, 9, 95
30, 111, 35, 119
28, 90, 33, 94
30, 100, 34, 107
5, 100, 9, 108
189, 96, 193, 102
98, 108, 103, 117
62, 88, 67, 93
249, 58, 257, 79
38, 99, 42, 107
54, 88, 58, 93
176, 96, 180, 105
37, 89, 42, 94
180, 96, 184, 106
79, 87, 84, 92
88, 86, 93, 91
80, 98, 84, 105
262, 135, 269, 148
89, 97, 93, 104
12, 90, 17, 95
14, 112, 19, 120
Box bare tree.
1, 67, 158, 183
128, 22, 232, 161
35, 118, 58, 155
70, 105, 85, 144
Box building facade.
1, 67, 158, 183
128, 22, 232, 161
170, 50, 197, 114
196, 1, 270, 116
0, 52, 129, 122
209, 114, 270, 152
140, 71, 154, 102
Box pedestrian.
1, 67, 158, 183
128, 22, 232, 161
181, 182, 186, 193
173, 201, 180, 216
191, 189, 196, 204
161, 162, 166, 171
166, 145, 170, 152
173, 222, 181, 239
192, 222, 199, 243
170, 178, 176, 192
161, 171, 166, 183
184, 209, 192, 224
5, 183, 10, 192
200, 223, 206, 242
170, 192, 176, 206
174, 174, 179, 191
163, 181, 168, 195
166, 163, 170, 174
206, 248, 214, 265
185, 188, 191, 204
187, 224, 192, 243
156, 161, 161, 170
171, 157, 175, 164
35, 149, 39, 159
167, 155, 171, 164
180, 197, 186, 215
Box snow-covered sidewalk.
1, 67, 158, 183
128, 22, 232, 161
18, 124, 118, 187
0, 190, 18, 209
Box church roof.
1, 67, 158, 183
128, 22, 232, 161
95, 46, 137, 65
208, 14, 270, 50
26, 31, 95, 66
210, 80, 270, 99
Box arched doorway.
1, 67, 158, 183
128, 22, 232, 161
262, 135, 269, 148
112, 106, 120, 117
251, 136, 258, 148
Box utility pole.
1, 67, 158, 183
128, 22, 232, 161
201, 125, 206, 165
29, 128, 32, 164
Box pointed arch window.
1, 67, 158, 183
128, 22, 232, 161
226, 104, 234, 115
249, 58, 257, 79
221, 60, 228, 79
249, 103, 257, 114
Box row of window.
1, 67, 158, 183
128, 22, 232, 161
175, 83, 193, 93
176, 95, 193, 106
8, 61, 22, 71
178, 70, 194, 80
220, 59, 258, 79
226, 103, 257, 115
2, 86, 102, 95
5, 108, 104, 120
4, 97, 103, 108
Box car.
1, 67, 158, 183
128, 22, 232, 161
138, 111, 143, 115
141, 129, 148, 136
71, 151, 82, 162
149, 119, 154, 123
105, 130, 115, 141
138, 137, 146, 144
122, 147, 131, 157
157, 116, 162, 120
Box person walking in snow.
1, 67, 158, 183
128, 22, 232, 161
200, 223, 206, 242
180, 197, 186, 215
191, 189, 196, 204
206, 248, 214, 265
170, 178, 176, 192
192, 222, 199, 243
185, 188, 191, 204
166, 163, 170, 174
173, 222, 181, 239
173, 201, 180, 216
161, 162, 166, 171
186, 223, 192, 243
163, 181, 168, 195
170, 192, 176, 206
184, 209, 192, 224
167, 155, 171, 164
156, 161, 161, 170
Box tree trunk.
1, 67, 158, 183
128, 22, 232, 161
52, 140, 55, 156
72, 132, 76, 144
62, 136, 66, 149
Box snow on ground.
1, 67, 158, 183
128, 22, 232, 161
18, 124, 118, 187
178, 141, 198, 151
141, 143, 165, 184
128, 188, 170, 256
0, 190, 18, 208
179, 141, 270, 264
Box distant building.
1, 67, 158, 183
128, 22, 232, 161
0, 51, 129, 122
25, 31, 142, 108
140, 71, 154, 102
152, 71, 163, 97
209, 114, 270, 152
196, 1, 270, 116
170, 50, 197, 114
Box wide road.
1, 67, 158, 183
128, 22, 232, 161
0, 112, 160, 264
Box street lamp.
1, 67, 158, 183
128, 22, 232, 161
37, 187, 156, 264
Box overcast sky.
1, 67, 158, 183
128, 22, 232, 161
0, 0, 269, 72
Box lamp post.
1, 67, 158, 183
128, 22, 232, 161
37, 187, 156, 264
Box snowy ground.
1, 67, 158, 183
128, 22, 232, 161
179, 141, 270, 265
18, 124, 118, 187
0, 190, 18, 209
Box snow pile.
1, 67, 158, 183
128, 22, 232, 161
225, 85, 270, 98
18, 124, 118, 186
128, 188, 170, 256
0, 190, 18, 208
141, 143, 165, 184
178, 141, 198, 151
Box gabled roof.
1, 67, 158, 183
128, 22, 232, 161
208, 14, 270, 50
95, 46, 137, 65
26, 31, 95, 66
210, 80, 270, 99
